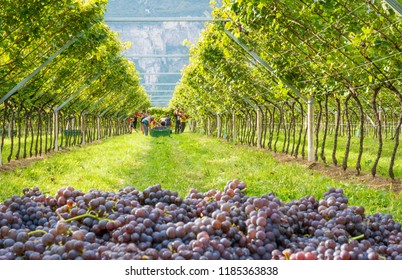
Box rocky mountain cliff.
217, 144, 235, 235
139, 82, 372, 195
105, 0, 216, 107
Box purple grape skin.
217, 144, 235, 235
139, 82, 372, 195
0, 183, 401, 260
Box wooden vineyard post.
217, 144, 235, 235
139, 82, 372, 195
53, 109, 59, 152
257, 107, 263, 148
307, 97, 315, 162
379, 109, 384, 129
81, 114, 86, 145
217, 114, 222, 138
8, 122, 12, 139
207, 117, 211, 136
192, 119, 196, 132
189, 119, 194, 132
97, 116, 101, 140
232, 110, 237, 144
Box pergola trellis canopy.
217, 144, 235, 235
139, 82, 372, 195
0, 0, 149, 165
2, 0, 402, 177
171, 0, 402, 178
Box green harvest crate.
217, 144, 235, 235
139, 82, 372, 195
64, 129, 81, 136
150, 127, 171, 137
0, 129, 17, 137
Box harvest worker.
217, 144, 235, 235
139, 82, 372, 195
132, 112, 140, 131
165, 113, 171, 129
173, 108, 181, 134
139, 110, 147, 134
141, 115, 154, 136
150, 117, 162, 129
179, 110, 188, 133
159, 113, 171, 128
127, 117, 134, 134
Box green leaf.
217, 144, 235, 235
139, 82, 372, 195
361, 26, 372, 35
224, 21, 232, 30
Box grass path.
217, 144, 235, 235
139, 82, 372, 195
0, 131, 401, 221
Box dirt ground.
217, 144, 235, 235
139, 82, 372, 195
0, 149, 70, 172
269, 151, 402, 194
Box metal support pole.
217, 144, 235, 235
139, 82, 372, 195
99, 105, 113, 117
225, 29, 316, 158
0, 34, 82, 105
55, 72, 102, 112
98, 96, 123, 118
385, 0, 402, 16
224, 30, 307, 103
84, 84, 122, 114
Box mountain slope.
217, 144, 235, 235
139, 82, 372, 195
105, 0, 215, 107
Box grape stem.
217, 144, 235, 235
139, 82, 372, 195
55, 207, 113, 223
28, 230, 47, 236
63, 213, 113, 223
349, 234, 365, 241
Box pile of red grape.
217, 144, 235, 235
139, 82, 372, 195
0, 180, 401, 260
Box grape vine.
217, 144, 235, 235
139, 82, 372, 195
172, 0, 402, 179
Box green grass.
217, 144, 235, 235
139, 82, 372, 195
1, 133, 80, 164
322, 133, 400, 178
242, 127, 402, 178
0, 131, 401, 222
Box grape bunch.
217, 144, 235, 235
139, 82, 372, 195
0, 181, 401, 260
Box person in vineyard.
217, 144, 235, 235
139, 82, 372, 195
165, 113, 171, 131
150, 117, 160, 129
131, 112, 139, 132
159, 113, 171, 128
141, 115, 154, 136
173, 108, 181, 134
139, 110, 147, 135
159, 115, 167, 127
179, 110, 188, 133
127, 117, 134, 134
